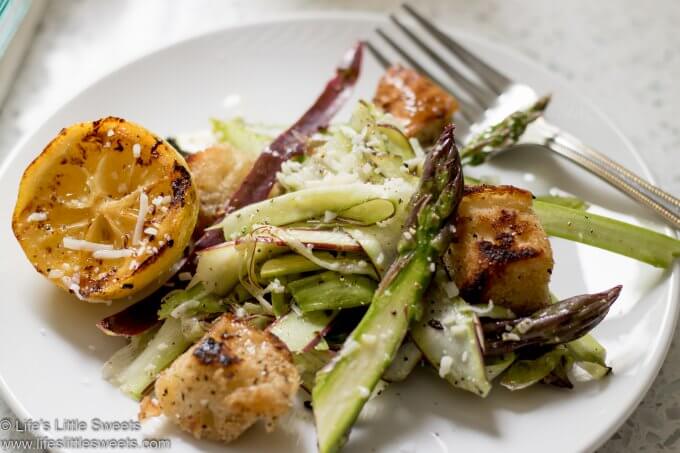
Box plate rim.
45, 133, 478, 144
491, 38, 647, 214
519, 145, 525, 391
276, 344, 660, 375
0, 11, 677, 453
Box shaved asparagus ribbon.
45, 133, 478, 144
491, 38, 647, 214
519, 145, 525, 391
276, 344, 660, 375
215, 182, 407, 240
97, 43, 364, 336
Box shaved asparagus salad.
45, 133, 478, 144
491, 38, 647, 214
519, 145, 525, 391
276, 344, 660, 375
84, 44, 680, 452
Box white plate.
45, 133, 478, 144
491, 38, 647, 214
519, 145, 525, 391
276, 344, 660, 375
0, 13, 677, 453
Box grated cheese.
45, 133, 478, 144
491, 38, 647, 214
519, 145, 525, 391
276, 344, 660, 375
515, 318, 533, 334
442, 312, 462, 326
443, 281, 459, 298
27, 212, 48, 222
47, 269, 64, 279
92, 249, 133, 260
144, 227, 158, 236
268, 278, 285, 294
342, 339, 360, 357
376, 252, 385, 265
62, 274, 84, 301
132, 191, 149, 245
152, 195, 172, 206
62, 237, 114, 252
439, 356, 453, 378
502, 332, 521, 341
323, 210, 337, 223
63, 219, 89, 231
361, 334, 377, 345
132, 143, 141, 158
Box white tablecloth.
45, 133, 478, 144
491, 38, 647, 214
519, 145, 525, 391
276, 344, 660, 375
1, 1, 678, 451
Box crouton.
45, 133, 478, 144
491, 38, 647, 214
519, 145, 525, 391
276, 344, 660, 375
445, 185, 554, 315
154, 314, 300, 442
186, 144, 256, 231
373, 65, 458, 145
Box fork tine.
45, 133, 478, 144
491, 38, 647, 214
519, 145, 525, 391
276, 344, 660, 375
375, 28, 481, 123
389, 14, 496, 110
365, 41, 390, 69
375, 29, 445, 91
402, 3, 511, 94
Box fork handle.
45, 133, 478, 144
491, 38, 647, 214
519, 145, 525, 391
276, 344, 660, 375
531, 118, 680, 230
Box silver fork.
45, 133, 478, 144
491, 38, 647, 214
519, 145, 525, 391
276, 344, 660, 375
367, 4, 680, 230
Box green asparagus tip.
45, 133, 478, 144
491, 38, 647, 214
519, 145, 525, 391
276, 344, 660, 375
533, 94, 552, 113
460, 97, 549, 166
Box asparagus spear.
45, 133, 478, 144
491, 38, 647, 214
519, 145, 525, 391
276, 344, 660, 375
288, 271, 378, 312
111, 318, 192, 400
460, 96, 550, 166
482, 286, 621, 356
535, 194, 589, 210
157, 283, 225, 320
534, 200, 680, 268
312, 124, 464, 453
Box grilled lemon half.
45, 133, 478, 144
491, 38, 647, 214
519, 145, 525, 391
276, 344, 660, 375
12, 117, 199, 302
